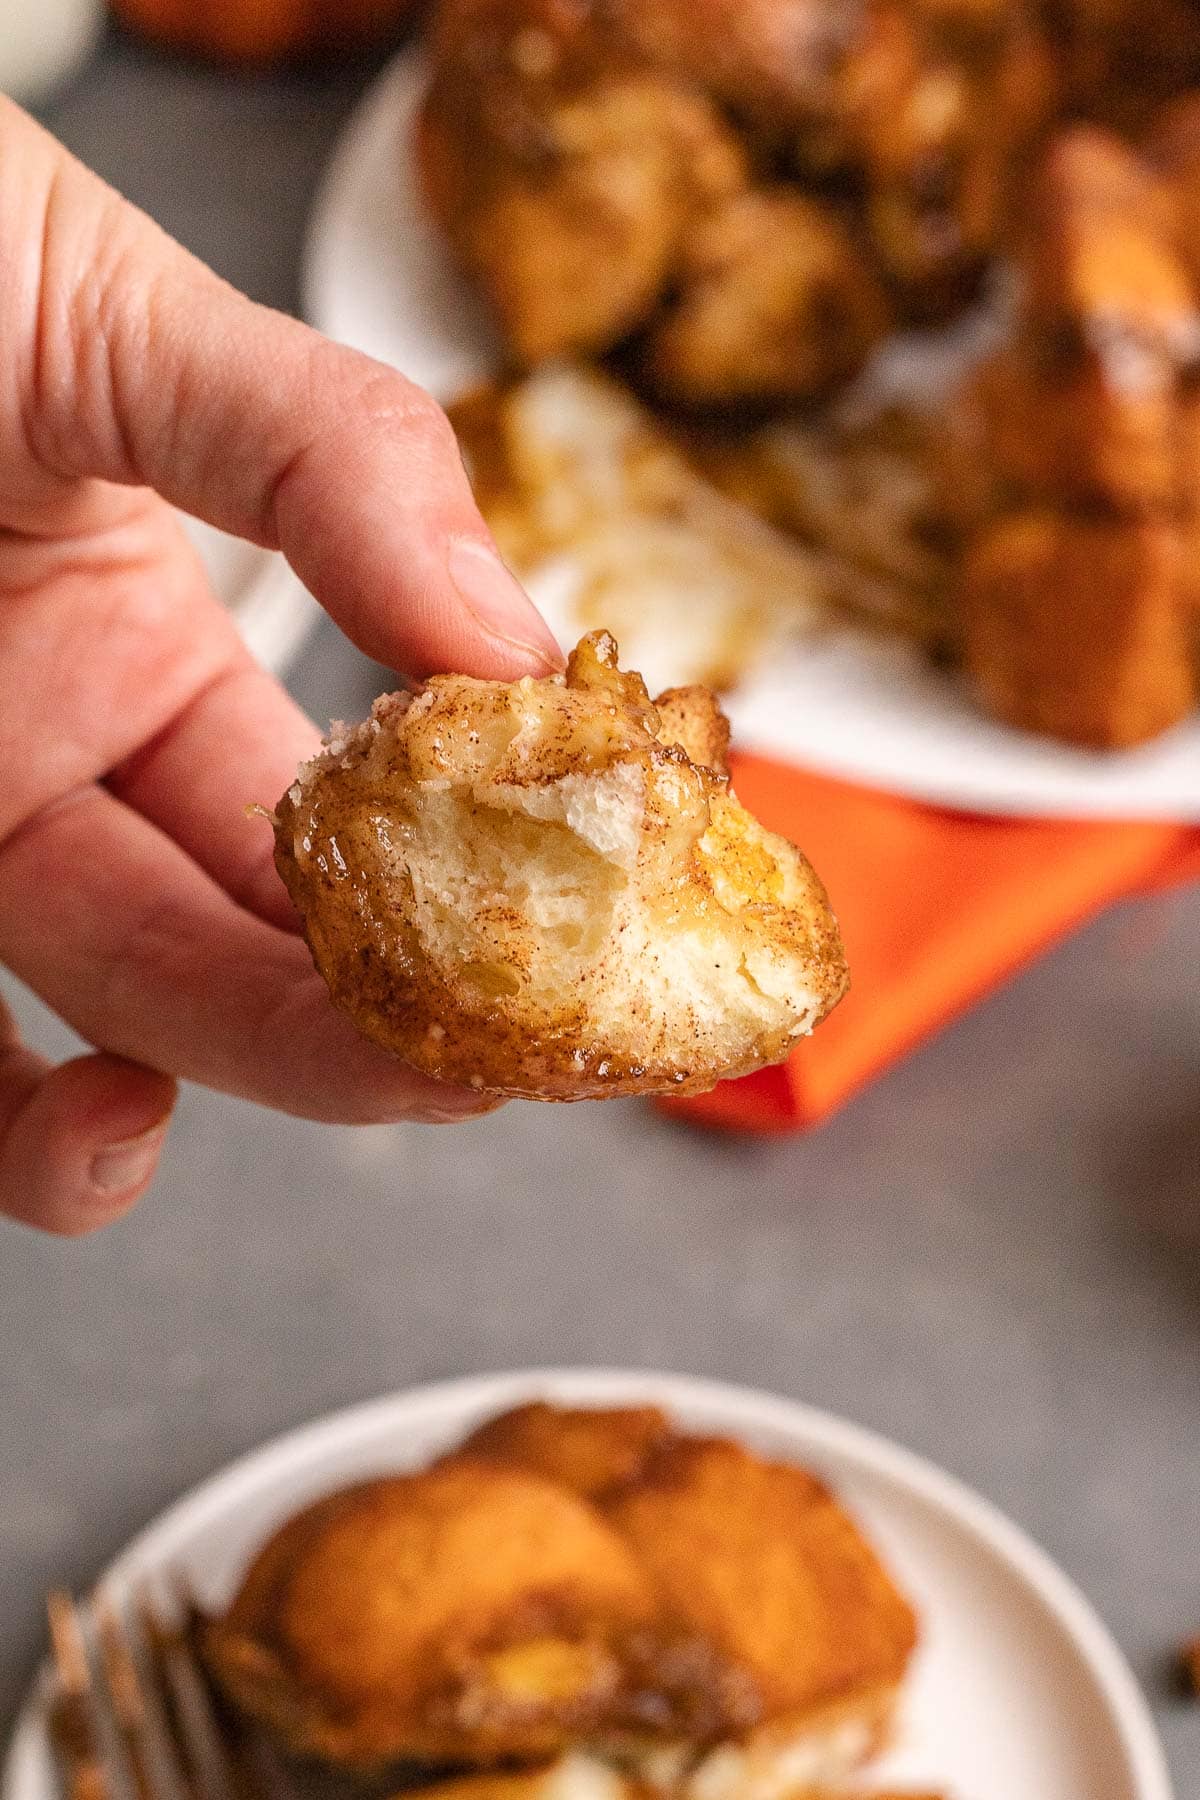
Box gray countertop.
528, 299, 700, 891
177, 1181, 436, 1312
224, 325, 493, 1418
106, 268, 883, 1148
3, 27, 1199, 1795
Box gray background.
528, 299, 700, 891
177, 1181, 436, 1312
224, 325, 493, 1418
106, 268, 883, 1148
2, 25, 1199, 1795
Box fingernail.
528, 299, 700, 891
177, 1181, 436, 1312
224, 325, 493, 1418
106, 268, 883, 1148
447, 538, 565, 670
417, 1100, 505, 1124
90, 1123, 168, 1197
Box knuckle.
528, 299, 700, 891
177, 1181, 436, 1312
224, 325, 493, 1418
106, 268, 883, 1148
309, 343, 453, 449
28, 178, 143, 482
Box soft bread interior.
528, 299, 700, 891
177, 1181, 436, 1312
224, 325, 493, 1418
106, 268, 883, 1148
274, 633, 846, 1098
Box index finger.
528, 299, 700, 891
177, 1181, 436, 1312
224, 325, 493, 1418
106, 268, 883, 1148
5, 96, 561, 681
0, 782, 498, 1124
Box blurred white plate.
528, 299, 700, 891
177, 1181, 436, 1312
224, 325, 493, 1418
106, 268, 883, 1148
180, 516, 320, 678
303, 51, 1200, 820
0, 1369, 1174, 1800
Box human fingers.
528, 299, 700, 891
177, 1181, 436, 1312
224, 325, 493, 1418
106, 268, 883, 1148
4, 96, 561, 681
109, 650, 323, 933
0, 785, 498, 1124
0, 494, 312, 931
0, 996, 176, 1234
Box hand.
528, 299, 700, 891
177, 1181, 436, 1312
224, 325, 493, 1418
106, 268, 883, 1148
0, 97, 563, 1235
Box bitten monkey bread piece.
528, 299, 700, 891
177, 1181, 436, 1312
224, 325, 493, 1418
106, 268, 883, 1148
273, 632, 847, 1100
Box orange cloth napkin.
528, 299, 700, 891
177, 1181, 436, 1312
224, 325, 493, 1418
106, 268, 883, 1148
664, 753, 1200, 1135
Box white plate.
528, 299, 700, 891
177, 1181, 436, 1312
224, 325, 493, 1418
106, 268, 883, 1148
179, 516, 320, 679
303, 52, 1200, 821
0, 1369, 1173, 1800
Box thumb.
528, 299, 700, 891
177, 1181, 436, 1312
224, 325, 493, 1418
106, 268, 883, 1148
7, 96, 561, 680
0, 987, 177, 1236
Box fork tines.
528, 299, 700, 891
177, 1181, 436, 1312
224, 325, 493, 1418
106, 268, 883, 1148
45, 1589, 240, 1800
46, 1592, 110, 1800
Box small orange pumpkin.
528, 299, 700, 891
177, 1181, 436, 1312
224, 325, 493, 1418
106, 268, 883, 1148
110, 0, 415, 65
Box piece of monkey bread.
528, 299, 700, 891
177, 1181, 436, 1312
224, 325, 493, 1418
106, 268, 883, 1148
203, 1460, 662, 1767
272, 632, 846, 1100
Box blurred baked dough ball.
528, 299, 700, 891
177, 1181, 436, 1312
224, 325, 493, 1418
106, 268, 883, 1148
418, 0, 1051, 362
417, 0, 746, 365
954, 124, 1200, 518
958, 512, 1198, 749
844, 0, 1055, 313
615, 0, 873, 155
646, 189, 889, 407
455, 1400, 673, 1499
603, 1434, 918, 1753
272, 631, 847, 1100
204, 1460, 660, 1766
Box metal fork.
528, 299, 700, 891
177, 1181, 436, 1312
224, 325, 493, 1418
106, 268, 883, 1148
44, 1588, 247, 1800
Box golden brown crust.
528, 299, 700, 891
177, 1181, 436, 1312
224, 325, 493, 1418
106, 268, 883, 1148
418, 0, 746, 366
653, 689, 732, 779
958, 511, 1197, 748
1021, 129, 1181, 315
962, 338, 1182, 517
272, 632, 847, 1102
208, 1407, 921, 1780
205, 1461, 662, 1768
603, 1436, 918, 1724
613, 0, 862, 147
844, 0, 1056, 314
673, 1683, 904, 1799
956, 129, 1200, 515
417, 0, 1050, 381
644, 190, 889, 407
418, 80, 744, 366
942, 123, 1200, 748
454, 1402, 674, 1500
